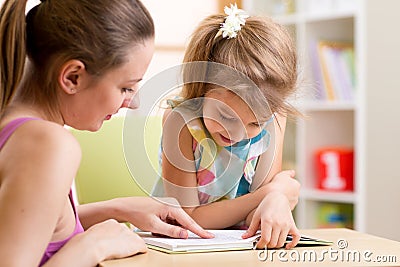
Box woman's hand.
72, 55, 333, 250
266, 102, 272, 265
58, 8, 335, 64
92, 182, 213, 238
45, 219, 147, 266
86, 219, 147, 260
242, 191, 300, 249
117, 197, 214, 239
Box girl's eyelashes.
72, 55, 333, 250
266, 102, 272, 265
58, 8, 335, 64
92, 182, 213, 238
251, 121, 266, 128
219, 113, 237, 121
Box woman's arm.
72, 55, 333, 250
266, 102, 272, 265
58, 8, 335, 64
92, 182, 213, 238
43, 219, 147, 267
0, 121, 82, 266
77, 197, 214, 239
0, 122, 148, 267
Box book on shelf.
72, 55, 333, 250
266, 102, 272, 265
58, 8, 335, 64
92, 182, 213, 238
138, 229, 333, 254
318, 203, 354, 229
310, 40, 355, 102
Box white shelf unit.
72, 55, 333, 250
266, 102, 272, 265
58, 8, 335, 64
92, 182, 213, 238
244, 0, 400, 241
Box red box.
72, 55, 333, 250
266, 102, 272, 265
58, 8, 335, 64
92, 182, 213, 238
315, 147, 354, 191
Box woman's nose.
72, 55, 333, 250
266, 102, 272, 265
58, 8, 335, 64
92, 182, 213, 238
122, 92, 140, 109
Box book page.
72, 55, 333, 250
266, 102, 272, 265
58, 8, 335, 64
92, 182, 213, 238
140, 230, 259, 248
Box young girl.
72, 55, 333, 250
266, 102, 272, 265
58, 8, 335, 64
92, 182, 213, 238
153, 4, 301, 249
0, 0, 212, 266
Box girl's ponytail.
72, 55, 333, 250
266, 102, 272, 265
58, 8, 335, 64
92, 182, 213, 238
0, 0, 28, 112
181, 14, 225, 100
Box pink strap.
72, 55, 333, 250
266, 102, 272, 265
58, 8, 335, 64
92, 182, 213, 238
0, 117, 40, 150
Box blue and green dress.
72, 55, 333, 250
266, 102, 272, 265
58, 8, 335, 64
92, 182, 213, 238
152, 113, 273, 205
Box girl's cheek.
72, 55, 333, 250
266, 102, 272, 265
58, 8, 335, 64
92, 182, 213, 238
246, 127, 262, 139
204, 118, 222, 132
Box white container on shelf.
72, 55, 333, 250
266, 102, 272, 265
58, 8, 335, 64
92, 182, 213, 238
305, 0, 334, 15
335, 0, 357, 13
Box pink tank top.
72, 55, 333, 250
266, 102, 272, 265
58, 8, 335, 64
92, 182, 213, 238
0, 117, 85, 266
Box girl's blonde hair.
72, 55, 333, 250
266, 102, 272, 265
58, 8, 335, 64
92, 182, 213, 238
180, 14, 299, 119
0, 0, 154, 116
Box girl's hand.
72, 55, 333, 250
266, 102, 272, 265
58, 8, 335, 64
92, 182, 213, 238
118, 197, 214, 239
242, 192, 300, 249
264, 170, 300, 210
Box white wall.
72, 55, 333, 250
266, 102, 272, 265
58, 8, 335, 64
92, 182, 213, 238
362, 0, 400, 240
138, 0, 218, 116
1, 0, 218, 116
0, 0, 40, 13
141, 0, 217, 48
26, 0, 40, 12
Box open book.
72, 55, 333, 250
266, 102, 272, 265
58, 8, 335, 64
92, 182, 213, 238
139, 230, 333, 254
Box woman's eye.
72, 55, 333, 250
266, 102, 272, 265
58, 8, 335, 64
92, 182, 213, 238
122, 88, 134, 94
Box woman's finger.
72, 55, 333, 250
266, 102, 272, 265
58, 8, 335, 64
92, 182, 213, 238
169, 207, 214, 239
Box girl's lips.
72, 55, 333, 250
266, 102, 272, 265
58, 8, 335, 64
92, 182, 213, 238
219, 133, 234, 144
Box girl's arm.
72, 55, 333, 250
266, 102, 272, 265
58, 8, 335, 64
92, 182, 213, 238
251, 114, 300, 209
242, 114, 301, 248
160, 109, 291, 229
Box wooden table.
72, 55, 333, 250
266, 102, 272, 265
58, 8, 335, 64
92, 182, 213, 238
100, 228, 400, 266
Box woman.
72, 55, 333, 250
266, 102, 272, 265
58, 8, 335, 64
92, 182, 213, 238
0, 0, 212, 266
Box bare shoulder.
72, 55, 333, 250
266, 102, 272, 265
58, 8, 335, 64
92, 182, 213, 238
161, 107, 194, 165
0, 120, 82, 183
162, 107, 185, 127
162, 107, 192, 144
14, 120, 81, 155
162, 108, 172, 124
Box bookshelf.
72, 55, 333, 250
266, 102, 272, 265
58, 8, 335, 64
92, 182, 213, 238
243, 0, 400, 241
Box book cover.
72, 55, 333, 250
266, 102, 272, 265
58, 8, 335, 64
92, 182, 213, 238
315, 40, 355, 102
317, 42, 336, 101
310, 41, 326, 100
139, 230, 333, 254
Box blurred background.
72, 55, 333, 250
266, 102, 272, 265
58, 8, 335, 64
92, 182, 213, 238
139, 0, 400, 241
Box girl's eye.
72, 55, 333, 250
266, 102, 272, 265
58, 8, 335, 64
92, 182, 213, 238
122, 88, 134, 94
220, 113, 236, 121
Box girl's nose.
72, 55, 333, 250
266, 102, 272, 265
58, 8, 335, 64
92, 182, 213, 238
225, 122, 247, 142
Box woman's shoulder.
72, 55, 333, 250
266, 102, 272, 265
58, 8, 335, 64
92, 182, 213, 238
25, 118, 78, 141
3, 118, 81, 158
0, 118, 81, 189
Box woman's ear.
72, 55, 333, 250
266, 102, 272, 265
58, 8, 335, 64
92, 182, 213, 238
58, 60, 86, 94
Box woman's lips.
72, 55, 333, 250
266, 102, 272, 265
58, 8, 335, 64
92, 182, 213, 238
105, 114, 112, 120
